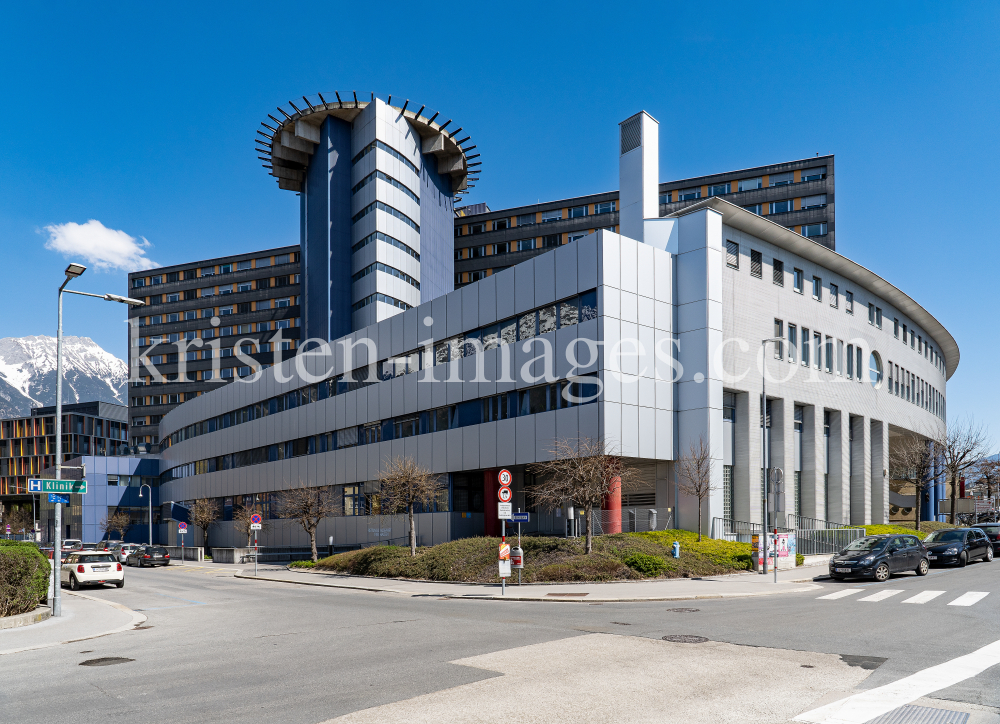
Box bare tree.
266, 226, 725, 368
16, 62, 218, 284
6, 506, 34, 538
940, 417, 992, 524
273, 486, 340, 562
528, 437, 640, 554
676, 437, 718, 542
99, 510, 131, 541
378, 457, 447, 556
889, 434, 938, 530
189, 498, 220, 550
233, 500, 270, 547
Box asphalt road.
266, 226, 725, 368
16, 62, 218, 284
4, 556, 999, 723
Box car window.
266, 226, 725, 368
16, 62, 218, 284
150, 547, 168, 554
977, 525, 1000, 534
80, 554, 116, 563
923, 530, 965, 543
844, 537, 885, 551
906, 536, 920, 546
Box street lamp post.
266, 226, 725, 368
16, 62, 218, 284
52, 263, 144, 617
760, 337, 784, 582
138, 483, 152, 546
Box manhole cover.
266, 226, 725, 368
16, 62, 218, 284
662, 635, 708, 643
80, 657, 134, 667
665, 608, 700, 613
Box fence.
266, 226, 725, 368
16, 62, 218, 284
522, 507, 674, 537
712, 517, 866, 555
163, 546, 204, 562
786, 514, 853, 530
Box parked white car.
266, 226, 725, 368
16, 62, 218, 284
61, 552, 124, 590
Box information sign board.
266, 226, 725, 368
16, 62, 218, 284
498, 502, 512, 519
28, 479, 87, 494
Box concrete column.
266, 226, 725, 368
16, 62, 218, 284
828, 410, 850, 524
733, 390, 761, 524
602, 476, 622, 534
770, 397, 795, 527
850, 415, 871, 525
870, 420, 889, 524
800, 405, 825, 520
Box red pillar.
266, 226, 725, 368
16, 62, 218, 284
603, 476, 622, 534
483, 469, 498, 538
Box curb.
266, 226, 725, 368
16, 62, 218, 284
0, 592, 147, 656
0, 605, 52, 630
236, 573, 822, 602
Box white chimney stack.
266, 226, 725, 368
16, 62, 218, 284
618, 111, 659, 243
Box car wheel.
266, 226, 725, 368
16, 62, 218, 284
958, 552, 968, 567
115, 579, 124, 588
70, 575, 81, 591
985, 548, 994, 563
874, 563, 890, 582
916, 558, 929, 576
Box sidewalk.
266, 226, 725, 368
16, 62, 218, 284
234, 564, 825, 602
0, 592, 145, 655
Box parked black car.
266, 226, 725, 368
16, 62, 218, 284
829, 534, 929, 582
924, 528, 994, 567
125, 545, 171, 567
972, 523, 1000, 555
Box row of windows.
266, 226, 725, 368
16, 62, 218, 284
139, 299, 294, 326
773, 318, 874, 386
351, 169, 419, 204
160, 290, 600, 450
887, 361, 944, 419
132, 254, 296, 288
731, 241, 943, 375
141, 275, 299, 305
351, 231, 420, 260
661, 167, 828, 203
455, 228, 617, 265
160, 375, 600, 482
351, 262, 420, 290
382, 290, 598, 378
458, 202, 617, 235
351, 139, 419, 176
136, 317, 298, 347
351, 292, 412, 313
352, 200, 419, 232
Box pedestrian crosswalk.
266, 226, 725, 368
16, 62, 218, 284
817, 588, 989, 607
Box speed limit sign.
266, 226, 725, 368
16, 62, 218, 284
498, 486, 512, 503
498, 469, 512, 487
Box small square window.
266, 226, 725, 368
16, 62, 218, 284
793, 269, 804, 294
829, 283, 838, 307
812, 276, 822, 301
750, 250, 762, 278
726, 241, 739, 269
845, 291, 854, 314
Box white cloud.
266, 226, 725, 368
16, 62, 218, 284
43, 219, 160, 272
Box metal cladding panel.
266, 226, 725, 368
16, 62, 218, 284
496, 418, 516, 466
417, 151, 455, 304
534, 410, 556, 462
533, 249, 556, 307
554, 240, 578, 301
515, 415, 536, 465
479, 421, 497, 469
494, 267, 517, 320
514, 259, 535, 314
478, 274, 497, 327
461, 284, 479, 332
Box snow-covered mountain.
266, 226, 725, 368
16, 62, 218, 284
0, 335, 128, 417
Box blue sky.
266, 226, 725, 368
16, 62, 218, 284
1, 2, 997, 439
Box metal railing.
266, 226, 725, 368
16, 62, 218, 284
795, 527, 866, 555
787, 514, 853, 530
712, 517, 866, 555
589, 507, 674, 536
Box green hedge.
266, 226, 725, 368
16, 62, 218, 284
0, 541, 50, 617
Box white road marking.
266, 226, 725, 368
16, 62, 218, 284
901, 590, 945, 604
948, 592, 989, 607
857, 589, 903, 602
817, 589, 864, 600
794, 638, 1000, 724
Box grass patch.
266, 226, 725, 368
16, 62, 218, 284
288, 560, 316, 569
313, 529, 751, 583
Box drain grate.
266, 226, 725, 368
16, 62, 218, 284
665, 608, 700, 613
662, 635, 708, 643
864, 704, 969, 724
80, 657, 134, 667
